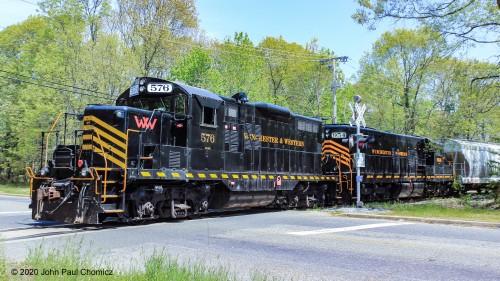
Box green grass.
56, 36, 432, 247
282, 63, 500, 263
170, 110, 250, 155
0, 183, 30, 196
365, 198, 500, 222
0, 238, 277, 281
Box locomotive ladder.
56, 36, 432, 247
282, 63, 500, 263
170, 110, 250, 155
91, 131, 124, 214
332, 155, 354, 201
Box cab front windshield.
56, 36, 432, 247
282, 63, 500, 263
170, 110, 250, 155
121, 94, 187, 115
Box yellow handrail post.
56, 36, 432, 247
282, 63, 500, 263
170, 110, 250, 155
122, 129, 139, 193
93, 130, 110, 203
44, 112, 65, 167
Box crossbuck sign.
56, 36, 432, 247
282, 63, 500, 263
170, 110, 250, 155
349, 102, 366, 127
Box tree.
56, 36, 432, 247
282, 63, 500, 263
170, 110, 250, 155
353, 0, 500, 44
171, 46, 212, 86
357, 28, 450, 135
116, 0, 198, 76
206, 32, 267, 98
423, 58, 499, 141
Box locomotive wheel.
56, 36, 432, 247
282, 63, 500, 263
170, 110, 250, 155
129, 218, 146, 225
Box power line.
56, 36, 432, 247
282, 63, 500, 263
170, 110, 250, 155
18, 0, 37, 6
0, 69, 111, 99
0, 75, 114, 101
166, 38, 328, 62
129, 32, 330, 62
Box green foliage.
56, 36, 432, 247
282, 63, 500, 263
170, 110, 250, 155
485, 151, 500, 204
357, 27, 449, 135
363, 198, 500, 222
171, 47, 212, 86
1, 238, 282, 280
0, 0, 497, 182
0, 242, 6, 281
352, 0, 500, 44
356, 26, 498, 140
452, 175, 463, 192
0, 183, 30, 196
486, 180, 499, 204
138, 249, 234, 281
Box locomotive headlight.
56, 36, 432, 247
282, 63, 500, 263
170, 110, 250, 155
139, 86, 145, 92
114, 110, 125, 119
139, 78, 147, 85
81, 168, 89, 177
40, 167, 49, 176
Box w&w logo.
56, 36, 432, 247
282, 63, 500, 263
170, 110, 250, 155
134, 116, 157, 129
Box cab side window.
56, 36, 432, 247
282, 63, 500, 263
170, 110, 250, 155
175, 95, 187, 115
201, 107, 217, 127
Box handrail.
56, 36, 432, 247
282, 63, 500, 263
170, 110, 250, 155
122, 129, 139, 192
93, 130, 110, 203
347, 157, 353, 193
44, 112, 65, 167
25, 167, 51, 194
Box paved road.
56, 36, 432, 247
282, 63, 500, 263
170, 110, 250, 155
1, 195, 499, 280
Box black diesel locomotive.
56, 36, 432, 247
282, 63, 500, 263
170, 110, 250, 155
27, 77, 335, 224
322, 125, 454, 202
28, 77, 494, 224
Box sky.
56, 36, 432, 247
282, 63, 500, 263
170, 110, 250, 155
196, 0, 389, 79
0, 0, 497, 80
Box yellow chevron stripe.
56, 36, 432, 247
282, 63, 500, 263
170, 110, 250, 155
322, 146, 351, 159
322, 144, 350, 155
328, 153, 351, 167
251, 175, 258, 179
86, 133, 126, 159
141, 171, 151, 177
157, 172, 166, 177
93, 147, 126, 169
210, 173, 218, 179
83, 125, 127, 150
84, 116, 127, 140
82, 145, 126, 168
322, 140, 349, 151
323, 140, 350, 153
82, 144, 92, 150
323, 144, 352, 168
186, 173, 194, 178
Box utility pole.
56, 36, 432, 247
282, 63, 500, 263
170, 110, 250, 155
320, 56, 348, 123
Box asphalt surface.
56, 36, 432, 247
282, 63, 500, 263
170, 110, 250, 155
1, 195, 499, 280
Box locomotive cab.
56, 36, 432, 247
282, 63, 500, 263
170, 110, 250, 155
116, 77, 190, 148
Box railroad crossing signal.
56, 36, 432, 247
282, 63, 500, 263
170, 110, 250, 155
349, 102, 366, 127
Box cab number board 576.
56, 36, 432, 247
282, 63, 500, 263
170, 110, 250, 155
147, 83, 173, 93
